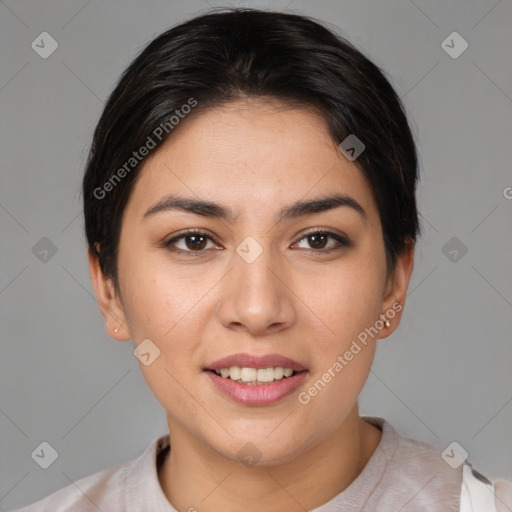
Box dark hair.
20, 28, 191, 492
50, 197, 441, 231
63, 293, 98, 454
82, 7, 421, 295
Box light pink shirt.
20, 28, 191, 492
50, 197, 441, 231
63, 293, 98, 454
12, 417, 512, 511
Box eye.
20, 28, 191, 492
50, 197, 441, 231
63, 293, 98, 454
162, 228, 352, 256
293, 229, 352, 252
163, 229, 220, 255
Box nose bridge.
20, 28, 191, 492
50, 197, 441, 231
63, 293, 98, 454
218, 235, 296, 333
235, 236, 282, 304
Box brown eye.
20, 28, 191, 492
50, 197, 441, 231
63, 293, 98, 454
295, 230, 352, 252
163, 230, 218, 255
183, 234, 208, 250
307, 233, 329, 249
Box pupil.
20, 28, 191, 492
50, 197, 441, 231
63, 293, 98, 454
186, 235, 206, 250
310, 233, 327, 249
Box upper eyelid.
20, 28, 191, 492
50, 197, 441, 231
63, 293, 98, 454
165, 228, 349, 250
166, 229, 220, 245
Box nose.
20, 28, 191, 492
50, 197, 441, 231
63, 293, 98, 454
216, 242, 297, 336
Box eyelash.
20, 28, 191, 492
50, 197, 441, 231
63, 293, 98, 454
162, 228, 352, 256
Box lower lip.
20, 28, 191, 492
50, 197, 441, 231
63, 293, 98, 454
204, 370, 308, 406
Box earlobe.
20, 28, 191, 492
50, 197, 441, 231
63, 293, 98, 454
87, 246, 131, 341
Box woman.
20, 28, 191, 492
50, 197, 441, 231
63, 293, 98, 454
14, 8, 512, 512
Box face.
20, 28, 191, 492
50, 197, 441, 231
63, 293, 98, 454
89, 99, 413, 465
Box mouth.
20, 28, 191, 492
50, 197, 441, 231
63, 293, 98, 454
203, 353, 308, 406
204, 366, 304, 385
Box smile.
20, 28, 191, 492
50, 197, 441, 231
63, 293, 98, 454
203, 353, 309, 406
204, 367, 308, 406
212, 366, 296, 385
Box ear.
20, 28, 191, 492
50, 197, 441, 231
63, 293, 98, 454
87, 244, 131, 341
377, 239, 415, 340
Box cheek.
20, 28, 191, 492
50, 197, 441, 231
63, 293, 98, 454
294, 253, 384, 412
303, 258, 385, 346
124, 280, 211, 364
295, 276, 380, 433
118, 260, 215, 406
118, 249, 210, 337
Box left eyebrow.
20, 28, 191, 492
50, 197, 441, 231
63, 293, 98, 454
142, 193, 367, 223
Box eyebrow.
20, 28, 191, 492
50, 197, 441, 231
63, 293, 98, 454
142, 193, 367, 223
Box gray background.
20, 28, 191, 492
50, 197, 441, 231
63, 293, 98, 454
1, 0, 511, 509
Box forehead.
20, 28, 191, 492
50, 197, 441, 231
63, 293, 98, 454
124, 99, 379, 226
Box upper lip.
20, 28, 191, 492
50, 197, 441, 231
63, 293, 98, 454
204, 353, 308, 372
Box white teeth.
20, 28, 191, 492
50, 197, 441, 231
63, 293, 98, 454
240, 367, 257, 382
273, 367, 284, 380
229, 366, 241, 380
256, 368, 274, 383
213, 366, 297, 384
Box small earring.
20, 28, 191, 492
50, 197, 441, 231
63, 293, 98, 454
114, 327, 119, 333
384, 320, 391, 328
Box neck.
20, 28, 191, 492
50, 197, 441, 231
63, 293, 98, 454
158, 406, 382, 512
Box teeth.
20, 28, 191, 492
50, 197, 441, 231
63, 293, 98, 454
256, 367, 274, 383
229, 366, 241, 380
240, 367, 257, 382
213, 366, 297, 384
273, 367, 284, 380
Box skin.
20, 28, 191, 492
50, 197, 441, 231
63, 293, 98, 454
88, 98, 414, 511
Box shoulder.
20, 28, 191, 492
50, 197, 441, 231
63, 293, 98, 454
376, 419, 463, 510
10, 463, 129, 512
362, 417, 463, 510
365, 417, 512, 511
11, 435, 167, 512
